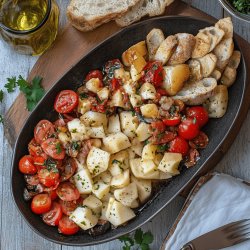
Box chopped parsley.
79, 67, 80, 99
71, 141, 81, 151
71, 128, 78, 133
157, 144, 169, 152
55, 142, 62, 154
44, 158, 58, 172
0, 90, 4, 102
79, 92, 89, 99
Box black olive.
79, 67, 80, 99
88, 220, 111, 236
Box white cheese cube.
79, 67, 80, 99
107, 115, 121, 134
120, 111, 139, 139
73, 168, 93, 194
158, 152, 182, 175
103, 132, 131, 154
135, 123, 151, 142
140, 104, 159, 118
87, 147, 111, 177
70, 207, 98, 230
139, 82, 156, 100
86, 78, 102, 93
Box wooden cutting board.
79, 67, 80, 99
4, 0, 250, 150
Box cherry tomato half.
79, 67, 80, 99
111, 78, 121, 91
168, 136, 189, 156
150, 121, 166, 136
42, 202, 63, 226
85, 70, 103, 82
178, 118, 200, 140
38, 168, 60, 188
56, 182, 80, 202
34, 120, 55, 145
59, 158, 77, 182
141, 61, 164, 87
59, 200, 78, 216
54, 90, 78, 114
19, 155, 37, 174
41, 138, 65, 160
186, 106, 209, 128
48, 189, 58, 200
31, 193, 52, 214
28, 138, 48, 159
163, 114, 181, 127
58, 215, 79, 235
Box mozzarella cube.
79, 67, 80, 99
97, 87, 110, 101
158, 152, 182, 175
120, 111, 139, 139
87, 147, 110, 177
140, 104, 159, 118
82, 195, 102, 216
86, 78, 102, 93
73, 168, 93, 194
139, 82, 156, 100
105, 198, 135, 227
67, 118, 88, 141
103, 132, 131, 154
136, 123, 151, 142
107, 115, 121, 134
70, 207, 98, 230
114, 183, 138, 207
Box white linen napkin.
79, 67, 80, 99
165, 173, 250, 250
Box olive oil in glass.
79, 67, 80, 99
0, 0, 59, 55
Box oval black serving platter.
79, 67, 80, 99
11, 16, 246, 246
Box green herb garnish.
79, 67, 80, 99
157, 144, 169, 152
44, 158, 57, 171
4, 77, 17, 93
55, 142, 62, 154
71, 141, 81, 151
0, 90, 4, 103
79, 92, 89, 99
119, 229, 154, 250
229, 0, 250, 14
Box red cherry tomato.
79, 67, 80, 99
141, 61, 164, 87
38, 168, 60, 188
33, 156, 46, 170
19, 155, 37, 174
31, 194, 52, 214
186, 106, 209, 128
163, 114, 181, 127
41, 138, 65, 160
59, 158, 77, 182
85, 70, 103, 82
59, 200, 78, 216
28, 138, 48, 159
56, 182, 80, 202
156, 88, 168, 96
168, 136, 189, 156
34, 120, 55, 145
54, 90, 79, 114
150, 121, 166, 136
48, 189, 58, 200
58, 215, 79, 235
111, 78, 121, 91
42, 202, 63, 226
178, 118, 200, 140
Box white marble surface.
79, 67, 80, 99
0, 1, 249, 249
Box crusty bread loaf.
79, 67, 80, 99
67, 0, 141, 32
115, 0, 175, 27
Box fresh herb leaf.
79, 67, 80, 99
0, 115, 3, 124
119, 235, 134, 246
55, 142, 62, 154
229, 0, 250, 14
44, 158, 57, 171
157, 144, 169, 152
79, 93, 89, 99
134, 228, 143, 244
0, 90, 4, 102
140, 243, 150, 250
17, 75, 45, 111
4, 77, 17, 93
71, 141, 81, 151
142, 232, 154, 245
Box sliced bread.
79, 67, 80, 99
67, 0, 140, 32
115, 0, 175, 27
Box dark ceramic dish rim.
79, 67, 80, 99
11, 15, 247, 246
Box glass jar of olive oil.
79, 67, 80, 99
0, 0, 59, 55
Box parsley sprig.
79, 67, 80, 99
119, 229, 154, 250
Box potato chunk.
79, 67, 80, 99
158, 152, 182, 175
81, 111, 107, 128
107, 115, 121, 134
114, 183, 138, 207
103, 132, 131, 154
87, 147, 110, 177
70, 207, 98, 230
86, 78, 102, 93
73, 168, 93, 194
120, 111, 139, 139
109, 150, 129, 176
139, 82, 156, 100
82, 195, 102, 216
106, 198, 135, 227
140, 104, 159, 118
67, 118, 88, 141
87, 126, 105, 138
110, 169, 130, 188
131, 176, 152, 203
92, 180, 110, 200
135, 122, 151, 142
142, 144, 158, 160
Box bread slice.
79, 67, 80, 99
67, 0, 141, 32
115, 0, 175, 27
